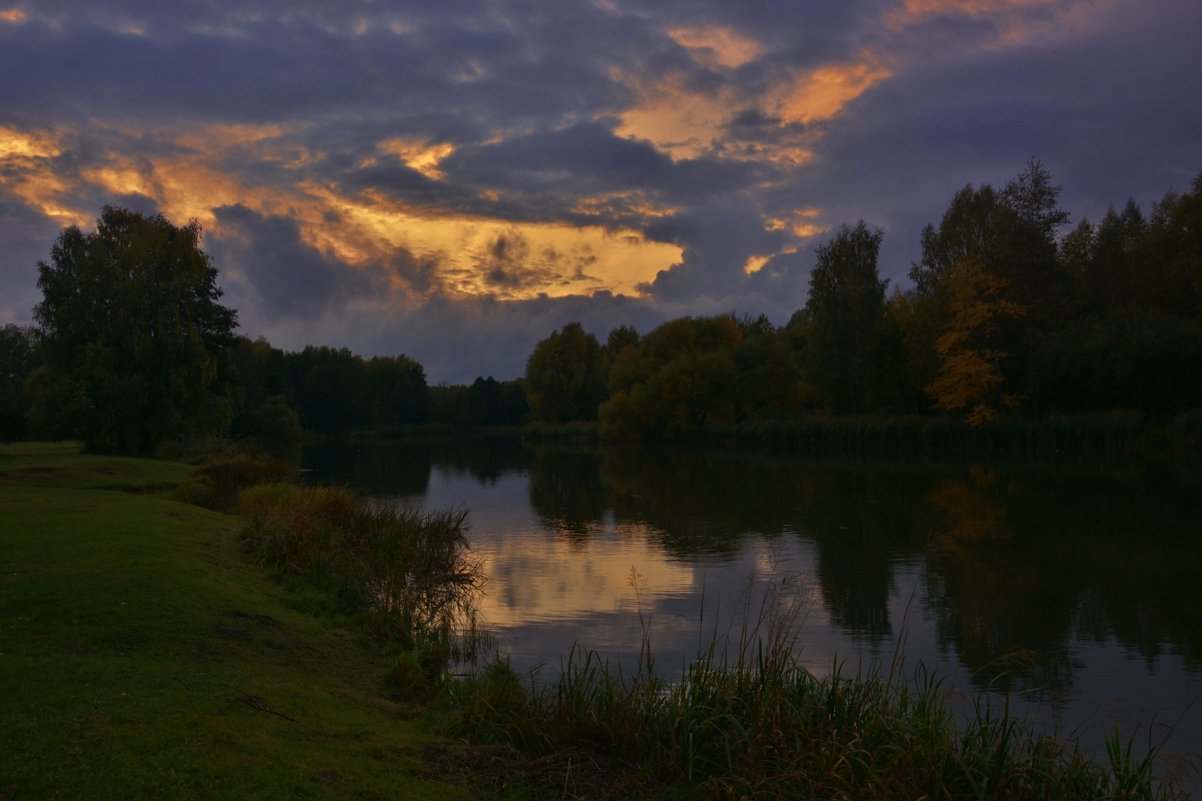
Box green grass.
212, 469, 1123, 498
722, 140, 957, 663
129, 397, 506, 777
450, 597, 1189, 801
0, 443, 471, 801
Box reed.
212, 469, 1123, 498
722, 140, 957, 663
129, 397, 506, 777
450, 586, 1185, 801
237, 483, 484, 657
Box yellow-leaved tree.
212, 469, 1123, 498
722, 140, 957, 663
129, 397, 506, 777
925, 260, 1026, 426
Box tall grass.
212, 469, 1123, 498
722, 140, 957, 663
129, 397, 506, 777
450, 582, 1185, 801
175, 453, 297, 511
238, 483, 484, 659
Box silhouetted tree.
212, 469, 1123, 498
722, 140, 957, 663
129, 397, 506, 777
525, 322, 606, 423
803, 221, 888, 414
29, 206, 236, 453
0, 324, 38, 442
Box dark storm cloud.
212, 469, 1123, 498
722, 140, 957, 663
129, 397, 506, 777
209, 204, 378, 318
783, 0, 1202, 286
0, 197, 61, 324
2, 0, 1201, 377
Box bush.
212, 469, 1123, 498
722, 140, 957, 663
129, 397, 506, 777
238, 485, 484, 659
179, 454, 298, 511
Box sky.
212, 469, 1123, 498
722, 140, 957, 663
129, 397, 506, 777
2, 0, 1200, 383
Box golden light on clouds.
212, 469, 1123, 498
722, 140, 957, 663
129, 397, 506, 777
0, 8, 25, 23
767, 208, 827, 238
0, 125, 89, 226
302, 183, 681, 299
378, 137, 457, 180
899, 0, 1058, 19
775, 60, 892, 125
616, 77, 736, 160
885, 0, 1100, 45
0, 126, 62, 160
572, 190, 680, 219
667, 25, 764, 69
743, 254, 772, 275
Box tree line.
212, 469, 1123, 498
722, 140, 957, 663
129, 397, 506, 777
0, 206, 524, 454
3, 161, 1200, 453
525, 161, 1202, 436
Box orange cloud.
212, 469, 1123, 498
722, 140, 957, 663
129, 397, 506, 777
743, 254, 772, 275
572, 190, 679, 220
774, 59, 892, 125
615, 70, 819, 166
300, 183, 682, 299
377, 137, 456, 180
0, 8, 25, 24
767, 208, 827, 238
0, 125, 61, 160
616, 75, 736, 160
0, 125, 89, 226
885, 0, 1104, 45
2, 119, 683, 303
667, 25, 764, 69
898, 0, 1057, 19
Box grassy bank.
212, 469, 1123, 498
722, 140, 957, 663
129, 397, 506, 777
4, 442, 1188, 800
450, 640, 1186, 800
0, 443, 471, 800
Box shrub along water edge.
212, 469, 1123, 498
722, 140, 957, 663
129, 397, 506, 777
216, 459, 1186, 799
446, 588, 1186, 801
237, 482, 485, 662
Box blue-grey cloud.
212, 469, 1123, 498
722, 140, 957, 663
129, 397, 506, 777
1, 0, 1200, 379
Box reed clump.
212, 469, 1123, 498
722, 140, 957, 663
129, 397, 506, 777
452, 617, 1184, 800
238, 483, 484, 657
175, 452, 297, 511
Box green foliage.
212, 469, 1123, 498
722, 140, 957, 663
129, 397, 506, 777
600, 315, 811, 440
525, 321, 607, 423
246, 395, 302, 460
177, 453, 297, 511
430, 376, 528, 428
238, 484, 484, 653
29, 207, 237, 453
803, 221, 890, 413
0, 324, 38, 441
225, 337, 430, 437
1028, 307, 1202, 419
452, 589, 1184, 800
0, 443, 472, 800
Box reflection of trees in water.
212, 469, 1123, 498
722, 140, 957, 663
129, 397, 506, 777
791, 468, 934, 644
922, 463, 1202, 699
303, 436, 534, 495
326, 439, 1202, 698
527, 448, 610, 540
424, 436, 532, 485
600, 448, 800, 557
302, 440, 433, 495
924, 467, 1084, 699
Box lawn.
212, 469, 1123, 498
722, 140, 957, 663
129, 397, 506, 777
0, 443, 472, 800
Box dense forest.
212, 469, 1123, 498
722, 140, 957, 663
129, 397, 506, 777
2, 161, 1200, 454
526, 161, 1202, 438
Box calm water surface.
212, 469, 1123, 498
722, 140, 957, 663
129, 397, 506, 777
305, 438, 1202, 789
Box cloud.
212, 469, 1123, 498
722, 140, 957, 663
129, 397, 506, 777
210, 204, 380, 319
0, 0, 1200, 377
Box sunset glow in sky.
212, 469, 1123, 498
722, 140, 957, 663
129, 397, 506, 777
1, 0, 1199, 380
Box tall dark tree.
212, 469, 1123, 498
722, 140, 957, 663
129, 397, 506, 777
0, 324, 39, 442
525, 322, 606, 423
30, 206, 237, 453
804, 221, 888, 414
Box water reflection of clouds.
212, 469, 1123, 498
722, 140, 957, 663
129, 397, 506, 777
474, 522, 694, 627
319, 439, 1202, 796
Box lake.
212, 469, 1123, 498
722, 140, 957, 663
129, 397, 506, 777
304, 437, 1202, 790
